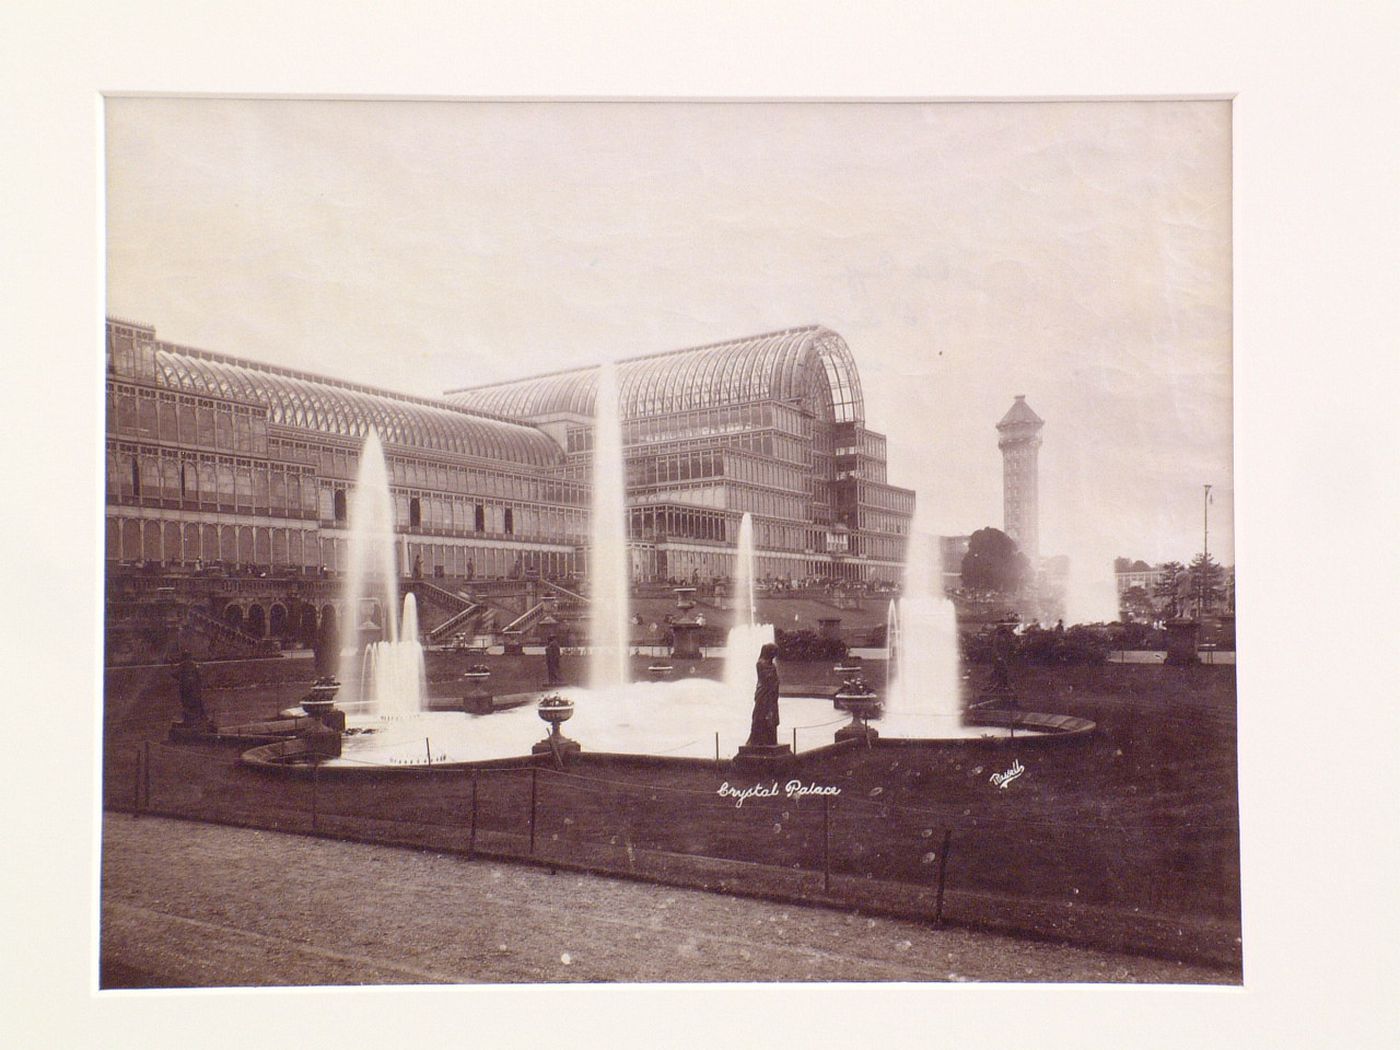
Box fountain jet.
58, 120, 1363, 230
588, 361, 631, 689
1063, 546, 1119, 625
342, 428, 427, 718
886, 498, 961, 726
723, 512, 774, 700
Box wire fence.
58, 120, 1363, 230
112, 740, 1242, 967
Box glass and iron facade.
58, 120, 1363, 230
106, 319, 913, 585
105, 319, 587, 583
446, 325, 914, 582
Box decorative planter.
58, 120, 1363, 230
834, 677, 881, 744
303, 676, 341, 704
836, 693, 882, 719
533, 694, 581, 757
537, 694, 575, 724
299, 676, 344, 730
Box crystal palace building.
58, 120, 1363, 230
105, 318, 913, 657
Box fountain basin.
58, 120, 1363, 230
241, 680, 1093, 773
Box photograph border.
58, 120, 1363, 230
4, 3, 1396, 1048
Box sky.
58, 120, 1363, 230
106, 98, 1233, 566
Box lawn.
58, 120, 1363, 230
103, 652, 1240, 968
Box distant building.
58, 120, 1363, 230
1115, 565, 1166, 594
996, 395, 1044, 563
447, 326, 914, 583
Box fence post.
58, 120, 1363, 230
143, 741, 152, 814
823, 795, 832, 894
469, 767, 479, 857
714, 731, 720, 771
528, 766, 538, 854
425, 737, 433, 767
934, 828, 952, 925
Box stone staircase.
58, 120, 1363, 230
426, 601, 490, 642
186, 606, 279, 656
502, 601, 551, 635
410, 580, 493, 642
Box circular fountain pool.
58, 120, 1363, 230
242, 678, 1093, 771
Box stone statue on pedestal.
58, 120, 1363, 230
170, 651, 209, 728
746, 643, 781, 747
544, 636, 562, 685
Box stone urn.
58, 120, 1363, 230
300, 676, 343, 727
533, 693, 581, 756
834, 676, 881, 744
298, 675, 344, 756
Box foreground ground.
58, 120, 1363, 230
103, 655, 1241, 969
101, 815, 1233, 987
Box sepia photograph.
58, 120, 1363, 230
5, 3, 1397, 1047
100, 96, 1240, 988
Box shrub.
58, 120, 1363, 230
774, 628, 848, 662
1108, 621, 1166, 651
962, 624, 1109, 666
1054, 626, 1109, 665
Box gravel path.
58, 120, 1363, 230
101, 815, 1232, 986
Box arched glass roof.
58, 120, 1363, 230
444, 326, 865, 426
155, 348, 563, 467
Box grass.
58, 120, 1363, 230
103, 653, 1240, 967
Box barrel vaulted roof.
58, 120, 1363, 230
444, 325, 865, 426
152, 345, 563, 467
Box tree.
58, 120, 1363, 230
1188, 552, 1227, 614
960, 527, 1029, 594
1153, 561, 1189, 618
1120, 585, 1155, 623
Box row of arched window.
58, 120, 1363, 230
107, 451, 320, 515
106, 518, 335, 569
106, 516, 582, 582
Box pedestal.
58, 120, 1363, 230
531, 735, 582, 757
670, 621, 703, 660
461, 686, 495, 715
1164, 619, 1201, 666
301, 720, 343, 759
733, 743, 794, 772
834, 722, 880, 744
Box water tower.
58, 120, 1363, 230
996, 395, 1044, 564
